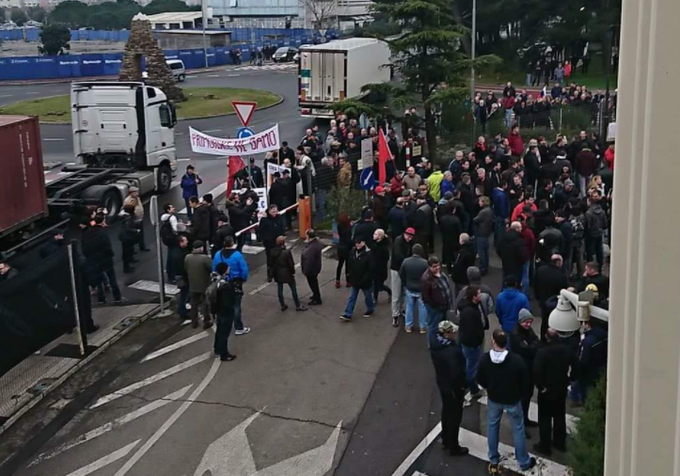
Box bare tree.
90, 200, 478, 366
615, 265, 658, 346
304, 0, 338, 29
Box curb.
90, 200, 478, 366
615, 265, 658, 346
29, 91, 285, 126
0, 303, 161, 437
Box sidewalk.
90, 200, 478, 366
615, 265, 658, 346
0, 303, 160, 435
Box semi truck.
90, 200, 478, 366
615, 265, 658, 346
0, 81, 178, 254
298, 38, 391, 119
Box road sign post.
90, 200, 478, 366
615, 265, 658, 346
232, 101, 258, 127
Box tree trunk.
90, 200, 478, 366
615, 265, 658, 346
451, 1, 471, 57
423, 102, 438, 163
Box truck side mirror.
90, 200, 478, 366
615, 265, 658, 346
170, 103, 178, 127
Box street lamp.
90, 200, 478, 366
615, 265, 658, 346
470, 0, 476, 101
202, 0, 209, 68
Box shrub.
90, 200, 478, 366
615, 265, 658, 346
325, 187, 368, 223
569, 376, 606, 476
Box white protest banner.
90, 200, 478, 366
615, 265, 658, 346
253, 187, 267, 212
190, 124, 280, 156
360, 138, 373, 170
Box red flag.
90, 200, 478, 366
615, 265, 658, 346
226, 156, 246, 195
378, 127, 393, 185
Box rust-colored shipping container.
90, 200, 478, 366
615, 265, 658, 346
0, 116, 48, 238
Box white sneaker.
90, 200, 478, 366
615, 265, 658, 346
235, 327, 251, 336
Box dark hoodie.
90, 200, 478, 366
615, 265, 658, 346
457, 299, 488, 348
429, 332, 467, 400
477, 349, 527, 405
497, 229, 527, 279
268, 246, 296, 284
190, 203, 212, 242
451, 242, 477, 285
585, 204, 608, 238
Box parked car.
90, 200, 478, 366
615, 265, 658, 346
273, 47, 298, 63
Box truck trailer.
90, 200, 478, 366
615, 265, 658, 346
0, 81, 178, 254
298, 38, 391, 119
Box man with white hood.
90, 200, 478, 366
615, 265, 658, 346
477, 329, 537, 474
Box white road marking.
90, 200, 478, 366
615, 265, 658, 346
43, 138, 65, 141
241, 244, 265, 255
113, 358, 221, 476
64, 440, 140, 476
459, 427, 570, 475
90, 352, 211, 409
141, 332, 209, 362
0, 94, 12, 98
30, 386, 192, 466
478, 396, 579, 434
390, 422, 442, 476
207, 74, 220, 77
186, 75, 198, 79
178, 182, 228, 215
413, 472, 428, 476
322, 245, 332, 253
226, 74, 241, 77
25, 91, 40, 95
128, 279, 180, 296
248, 282, 271, 295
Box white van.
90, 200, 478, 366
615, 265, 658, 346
142, 59, 187, 82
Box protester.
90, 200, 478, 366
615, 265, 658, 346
212, 262, 238, 362
453, 267, 494, 315
161, 204, 185, 282
118, 204, 141, 274
421, 256, 455, 333
451, 233, 477, 295
400, 243, 429, 333
577, 319, 608, 402
259, 204, 287, 274
185, 240, 213, 329
181, 165, 202, 219
495, 275, 530, 335
534, 254, 568, 340
269, 236, 307, 312
390, 227, 415, 326
510, 309, 541, 431
367, 229, 390, 303
301, 229, 323, 305
473, 196, 494, 275
457, 285, 489, 400
478, 329, 537, 473
0, 260, 18, 283
189, 196, 212, 246
335, 213, 353, 288
171, 235, 191, 321
341, 239, 375, 321
497, 222, 527, 282
533, 328, 576, 455
212, 236, 250, 336
429, 320, 469, 456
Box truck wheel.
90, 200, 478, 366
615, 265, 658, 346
157, 164, 172, 194
100, 189, 122, 218
178, 74, 186, 82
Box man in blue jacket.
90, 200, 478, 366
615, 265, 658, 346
212, 236, 251, 336
495, 275, 530, 338
181, 165, 202, 218
492, 181, 510, 248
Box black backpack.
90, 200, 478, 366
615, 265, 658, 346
570, 215, 585, 242
160, 219, 177, 247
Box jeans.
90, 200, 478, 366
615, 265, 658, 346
344, 287, 375, 317
586, 235, 604, 267
405, 289, 428, 329
315, 188, 327, 222
525, 73, 532, 86
390, 270, 404, 318
487, 400, 532, 469
477, 236, 489, 274
504, 108, 514, 129
578, 174, 592, 197
522, 261, 530, 297
306, 275, 322, 303
494, 216, 506, 249
278, 280, 301, 307
178, 285, 189, 318
214, 310, 235, 357
461, 345, 482, 394
96, 261, 122, 303
425, 305, 444, 336
233, 293, 244, 331
571, 242, 585, 277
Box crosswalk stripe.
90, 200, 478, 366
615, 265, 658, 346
477, 396, 579, 434
141, 332, 210, 362
459, 427, 570, 475
64, 440, 141, 476
89, 352, 211, 409
178, 182, 228, 215
30, 386, 192, 466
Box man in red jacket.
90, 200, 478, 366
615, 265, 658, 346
575, 147, 598, 197
507, 125, 525, 157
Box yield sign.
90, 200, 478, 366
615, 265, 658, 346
232, 101, 257, 127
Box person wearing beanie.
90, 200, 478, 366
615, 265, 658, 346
510, 308, 541, 430
429, 320, 469, 457
454, 266, 495, 315
478, 330, 537, 473
495, 275, 531, 336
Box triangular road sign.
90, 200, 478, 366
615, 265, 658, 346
232, 101, 257, 127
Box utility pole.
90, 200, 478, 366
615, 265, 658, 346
202, 0, 209, 68
470, 0, 476, 101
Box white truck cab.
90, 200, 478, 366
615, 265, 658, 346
71, 81, 177, 194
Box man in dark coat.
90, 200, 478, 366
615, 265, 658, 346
387, 198, 406, 239
371, 229, 392, 302
497, 222, 528, 282
511, 309, 541, 430
533, 328, 576, 455
301, 229, 323, 305
259, 204, 286, 274
457, 285, 489, 399
269, 236, 307, 312
439, 203, 463, 275
534, 254, 568, 340
189, 197, 212, 245
82, 214, 123, 305
429, 320, 470, 456
171, 235, 191, 321
451, 233, 477, 295
341, 239, 375, 321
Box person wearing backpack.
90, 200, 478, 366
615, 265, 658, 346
568, 204, 586, 278
185, 240, 213, 329
212, 236, 251, 336
161, 204, 186, 284
212, 262, 238, 361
